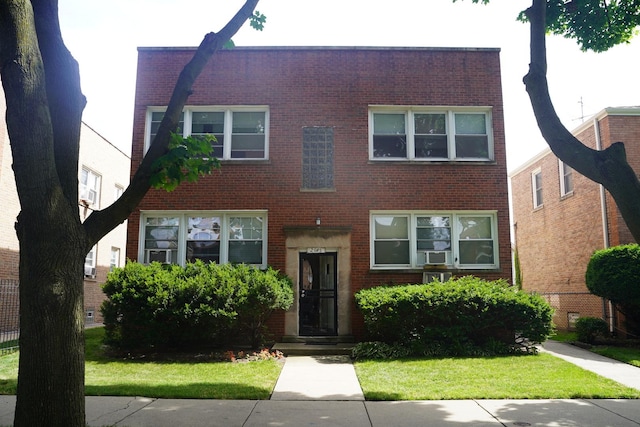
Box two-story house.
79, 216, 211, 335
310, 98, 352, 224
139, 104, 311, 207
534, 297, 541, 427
510, 107, 640, 332
0, 86, 131, 329
127, 46, 512, 341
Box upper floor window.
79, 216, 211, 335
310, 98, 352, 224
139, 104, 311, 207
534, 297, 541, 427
84, 245, 97, 278
80, 167, 101, 208
140, 211, 267, 268
114, 185, 124, 201
532, 168, 543, 208
559, 160, 573, 197
145, 107, 269, 160
369, 107, 493, 161
371, 211, 499, 269
110, 247, 120, 272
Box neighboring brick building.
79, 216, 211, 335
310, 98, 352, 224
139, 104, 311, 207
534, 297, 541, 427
128, 46, 512, 341
510, 107, 640, 332
0, 88, 130, 328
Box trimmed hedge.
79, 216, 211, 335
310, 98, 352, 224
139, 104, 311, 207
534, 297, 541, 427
101, 260, 293, 350
586, 244, 640, 335
354, 276, 554, 357
575, 317, 609, 344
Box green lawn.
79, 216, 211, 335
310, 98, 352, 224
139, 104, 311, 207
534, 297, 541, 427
2, 328, 640, 400
591, 346, 640, 368
0, 328, 283, 399
354, 354, 640, 400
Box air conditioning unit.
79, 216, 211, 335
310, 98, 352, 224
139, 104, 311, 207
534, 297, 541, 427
84, 265, 96, 278
423, 272, 452, 283
79, 187, 97, 205
147, 249, 172, 264
424, 251, 448, 265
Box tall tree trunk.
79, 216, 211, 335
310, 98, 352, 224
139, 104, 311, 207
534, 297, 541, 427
14, 210, 87, 426
524, 0, 640, 242
0, 1, 259, 425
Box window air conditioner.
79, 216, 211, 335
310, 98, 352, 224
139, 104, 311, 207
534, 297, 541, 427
423, 272, 452, 283
424, 251, 447, 265
79, 187, 97, 205
147, 249, 172, 264
84, 265, 96, 278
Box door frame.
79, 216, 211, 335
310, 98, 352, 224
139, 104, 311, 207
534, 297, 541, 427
298, 252, 338, 336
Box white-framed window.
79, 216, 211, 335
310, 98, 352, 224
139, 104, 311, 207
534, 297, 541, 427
559, 160, 573, 197
371, 211, 499, 269
145, 106, 269, 160
140, 211, 267, 268
84, 245, 97, 278
369, 107, 493, 161
114, 185, 124, 201
110, 247, 120, 272
80, 167, 101, 207
532, 168, 543, 208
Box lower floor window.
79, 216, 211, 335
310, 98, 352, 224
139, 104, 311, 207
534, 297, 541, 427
140, 211, 266, 267
371, 211, 499, 269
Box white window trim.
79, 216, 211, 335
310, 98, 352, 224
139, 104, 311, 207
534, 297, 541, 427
368, 106, 494, 162
144, 106, 270, 160
370, 210, 499, 270
558, 160, 573, 197
84, 245, 97, 278
110, 247, 121, 271
80, 166, 101, 208
138, 210, 268, 268
531, 167, 543, 208
114, 184, 124, 201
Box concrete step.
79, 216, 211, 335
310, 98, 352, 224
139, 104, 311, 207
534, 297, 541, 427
272, 342, 356, 356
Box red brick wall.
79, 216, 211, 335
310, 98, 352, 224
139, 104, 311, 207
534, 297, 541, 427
129, 47, 511, 339
511, 112, 640, 330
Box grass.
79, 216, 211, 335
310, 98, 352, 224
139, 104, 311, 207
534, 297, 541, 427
354, 353, 640, 400
0, 328, 283, 399
2, 329, 640, 401
591, 346, 640, 368
549, 330, 578, 342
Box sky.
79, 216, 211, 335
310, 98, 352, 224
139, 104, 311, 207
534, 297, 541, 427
58, 0, 640, 172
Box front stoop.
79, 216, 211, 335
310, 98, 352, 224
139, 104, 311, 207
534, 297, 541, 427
272, 336, 356, 356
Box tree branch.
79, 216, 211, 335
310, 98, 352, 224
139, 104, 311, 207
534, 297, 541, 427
32, 0, 86, 208
82, 0, 260, 245
523, 0, 640, 242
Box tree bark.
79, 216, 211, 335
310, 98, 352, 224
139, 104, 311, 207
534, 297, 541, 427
524, 0, 640, 242
0, 0, 259, 425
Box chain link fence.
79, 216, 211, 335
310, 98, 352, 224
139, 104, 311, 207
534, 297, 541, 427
0, 279, 20, 355
539, 291, 619, 334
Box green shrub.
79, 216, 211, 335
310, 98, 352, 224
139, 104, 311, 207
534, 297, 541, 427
586, 244, 640, 334
354, 276, 554, 357
101, 260, 293, 350
351, 341, 410, 359
575, 317, 609, 344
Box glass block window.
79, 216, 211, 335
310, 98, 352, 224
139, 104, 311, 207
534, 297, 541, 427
302, 127, 334, 189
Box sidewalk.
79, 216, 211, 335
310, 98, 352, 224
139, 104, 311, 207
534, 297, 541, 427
1, 342, 640, 426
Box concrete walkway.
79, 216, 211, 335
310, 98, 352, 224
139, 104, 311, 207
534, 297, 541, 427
1, 342, 640, 426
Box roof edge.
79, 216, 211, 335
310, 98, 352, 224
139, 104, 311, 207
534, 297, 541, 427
137, 45, 501, 53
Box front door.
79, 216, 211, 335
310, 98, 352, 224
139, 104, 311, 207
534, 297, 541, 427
299, 252, 337, 336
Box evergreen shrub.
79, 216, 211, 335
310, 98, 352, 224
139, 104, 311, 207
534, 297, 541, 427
101, 260, 293, 350
354, 276, 553, 358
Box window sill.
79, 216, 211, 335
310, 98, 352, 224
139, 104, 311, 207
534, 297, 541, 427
560, 191, 574, 201
368, 159, 497, 166
300, 188, 336, 193
219, 159, 270, 165
369, 267, 501, 274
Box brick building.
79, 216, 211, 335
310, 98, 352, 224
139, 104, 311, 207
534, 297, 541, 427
128, 46, 512, 341
510, 107, 640, 332
0, 87, 130, 328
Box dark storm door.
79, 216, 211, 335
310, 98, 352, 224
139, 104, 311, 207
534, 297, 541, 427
299, 252, 338, 336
